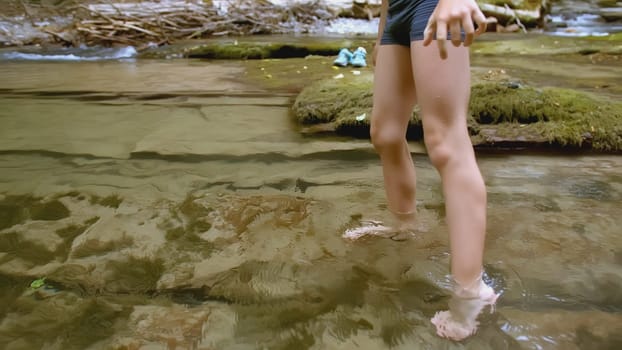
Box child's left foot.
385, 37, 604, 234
342, 219, 395, 240
431, 275, 499, 341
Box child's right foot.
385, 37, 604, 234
431, 275, 499, 341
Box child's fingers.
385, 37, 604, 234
462, 14, 475, 46
450, 21, 462, 47
473, 9, 487, 36
435, 20, 448, 59
423, 21, 436, 46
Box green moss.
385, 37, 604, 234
165, 226, 185, 241
99, 195, 123, 208
243, 56, 350, 92
185, 42, 345, 59
30, 199, 70, 221
160, 195, 215, 257
189, 219, 212, 233
334, 107, 424, 140
178, 195, 213, 235
472, 34, 622, 56
293, 76, 622, 151
179, 195, 211, 219
90, 194, 123, 209
165, 225, 213, 256
292, 74, 374, 124
470, 82, 550, 124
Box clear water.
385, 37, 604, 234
0, 59, 621, 350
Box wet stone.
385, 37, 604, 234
70, 233, 134, 259
110, 304, 211, 349
498, 308, 622, 350
0, 291, 130, 349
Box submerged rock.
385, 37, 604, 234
498, 308, 622, 350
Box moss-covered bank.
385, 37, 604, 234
292, 73, 622, 151
140, 39, 373, 60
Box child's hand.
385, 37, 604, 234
423, 0, 487, 59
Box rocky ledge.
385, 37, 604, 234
292, 72, 622, 151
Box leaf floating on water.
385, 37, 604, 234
30, 278, 46, 289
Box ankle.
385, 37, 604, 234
390, 208, 416, 220
389, 208, 417, 230
452, 272, 485, 298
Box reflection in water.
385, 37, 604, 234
0, 60, 621, 350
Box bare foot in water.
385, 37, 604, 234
431, 275, 500, 341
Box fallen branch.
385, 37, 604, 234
505, 4, 527, 33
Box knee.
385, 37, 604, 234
424, 132, 453, 170
370, 120, 405, 154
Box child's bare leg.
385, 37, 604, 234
410, 42, 485, 287
411, 41, 497, 340
370, 44, 418, 225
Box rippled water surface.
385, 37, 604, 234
0, 59, 621, 350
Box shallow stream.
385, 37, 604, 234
0, 52, 621, 349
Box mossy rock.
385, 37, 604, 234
293, 75, 622, 151
472, 34, 622, 56
185, 42, 351, 60
292, 73, 374, 124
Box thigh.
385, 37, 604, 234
371, 44, 417, 131
410, 42, 471, 138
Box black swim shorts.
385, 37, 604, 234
380, 0, 439, 46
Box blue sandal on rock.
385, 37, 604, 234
351, 47, 367, 67
333, 48, 353, 67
